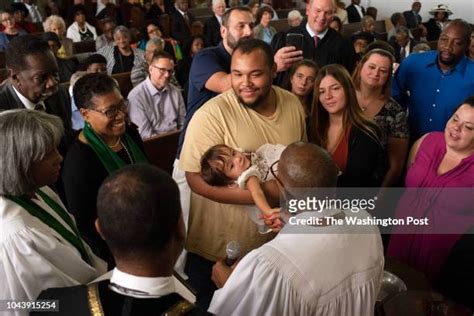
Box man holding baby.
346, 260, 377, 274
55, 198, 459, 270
179, 38, 306, 308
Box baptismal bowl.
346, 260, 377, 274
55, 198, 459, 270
377, 271, 408, 302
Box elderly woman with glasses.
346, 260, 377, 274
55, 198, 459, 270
97, 25, 146, 75
0, 109, 105, 308
62, 73, 148, 266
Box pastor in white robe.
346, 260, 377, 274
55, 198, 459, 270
209, 209, 384, 316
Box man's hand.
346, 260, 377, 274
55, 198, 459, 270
274, 46, 304, 72
211, 260, 239, 288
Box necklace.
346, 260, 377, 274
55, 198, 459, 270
109, 137, 121, 148
121, 140, 134, 164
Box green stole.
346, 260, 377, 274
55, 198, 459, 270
82, 122, 148, 174
7, 189, 92, 265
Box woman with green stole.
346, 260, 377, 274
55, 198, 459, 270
0, 110, 106, 309
62, 73, 148, 266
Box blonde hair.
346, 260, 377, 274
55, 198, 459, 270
43, 15, 66, 35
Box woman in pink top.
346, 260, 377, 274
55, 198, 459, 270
387, 96, 474, 283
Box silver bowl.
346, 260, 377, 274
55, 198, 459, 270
377, 270, 408, 301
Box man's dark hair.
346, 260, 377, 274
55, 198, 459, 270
73, 73, 119, 109
390, 12, 404, 26
444, 19, 472, 46
10, 3, 29, 17
97, 164, 182, 259
151, 51, 174, 64
81, 53, 107, 70
233, 38, 274, 70
222, 6, 251, 28
5, 35, 51, 71
394, 26, 410, 37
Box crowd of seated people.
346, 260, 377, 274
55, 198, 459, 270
0, 0, 473, 314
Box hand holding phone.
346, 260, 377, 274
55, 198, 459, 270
286, 33, 304, 51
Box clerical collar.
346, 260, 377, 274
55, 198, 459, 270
12, 85, 38, 110
306, 23, 328, 41
109, 268, 176, 298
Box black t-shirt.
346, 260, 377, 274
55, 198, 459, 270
6, 33, 19, 41
79, 27, 94, 41
112, 46, 135, 74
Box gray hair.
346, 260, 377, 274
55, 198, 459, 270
287, 10, 303, 21
412, 42, 431, 53
0, 109, 64, 196
212, 0, 225, 7
361, 15, 374, 28
395, 26, 410, 36
146, 37, 165, 50
43, 15, 66, 34
113, 25, 131, 40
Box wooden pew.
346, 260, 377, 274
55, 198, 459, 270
0, 68, 7, 83
341, 22, 361, 37
189, 7, 212, 17
0, 51, 5, 69
374, 20, 386, 33
143, 129, 181, 174
72, 40, 96, 54
269, 19, 289, 32
112, 72, 134, 97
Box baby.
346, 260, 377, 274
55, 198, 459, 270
200, 143, 285, 223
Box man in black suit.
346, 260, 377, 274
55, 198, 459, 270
271, 0, 356, 85
170, 0, 195, 43
204, 0, 226, 46
403, 0, 422, 28
0, 35, 73, 154
346, 0, 365, 23
34, 164, 207, 316
390, 26, 418, 63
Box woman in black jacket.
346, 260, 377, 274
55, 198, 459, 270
310, 64, 387, 188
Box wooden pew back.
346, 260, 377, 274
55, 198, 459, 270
112, 72, 134, 97
143, 129, 181, 174
72, 40, 96, 54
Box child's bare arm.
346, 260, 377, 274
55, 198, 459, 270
247, 176, 279, 216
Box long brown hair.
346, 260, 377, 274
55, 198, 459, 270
310, 64, 380, 147
352, 48, 395, 99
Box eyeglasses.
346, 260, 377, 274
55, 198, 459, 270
89, 100, 129, 119
151, 65, 175, 76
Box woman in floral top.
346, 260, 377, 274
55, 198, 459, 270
353, 48, 409, 186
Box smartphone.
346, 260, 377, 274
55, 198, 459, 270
286, 33, 304, 51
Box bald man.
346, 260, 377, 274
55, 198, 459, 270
209, 142, 384, 315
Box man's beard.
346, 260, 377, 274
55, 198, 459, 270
227, 34, 253, 50
236, 85, 272, 109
